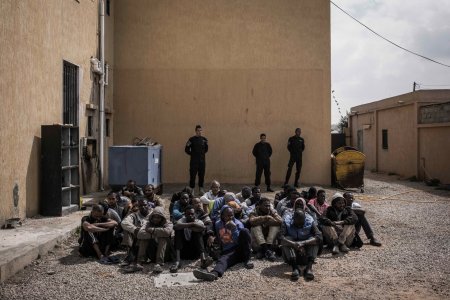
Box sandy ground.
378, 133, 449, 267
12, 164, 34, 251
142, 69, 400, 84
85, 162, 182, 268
1, 172, 449, 300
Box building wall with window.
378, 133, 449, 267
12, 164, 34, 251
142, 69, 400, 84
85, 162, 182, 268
0, 0, 114, 226
113, 0, 331, 185
349, 90, 450, 183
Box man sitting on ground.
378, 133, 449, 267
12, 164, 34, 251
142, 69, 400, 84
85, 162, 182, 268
248, 197, 282, 261
120, 197, 150, 272
210, 192, 242, 222
170, 205, 213, 273
343, 192, 382, 247
143, 184, 164, 209
138, 207, 173, 273
276, 190, 301, 217
236, 186, 252, 204
320, 193, 358, 254
170, 186, 194, 216
121, 179, 143, 198
274, 185, 293, 208
79, 204, 118, 263
193, 206, 254, 281
200, 180, 223, 213
172, 192, 191, 221
308, 189, 329, 217
279, 210, 322, 281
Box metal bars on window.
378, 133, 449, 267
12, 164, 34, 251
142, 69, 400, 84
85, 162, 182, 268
63, 61, 78, 126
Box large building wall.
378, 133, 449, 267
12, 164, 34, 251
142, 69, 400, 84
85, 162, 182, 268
113, 0, 331, 185
419, 126, 450, 184
350, 112, 376, 170
0, 0, 113, 226
376, 105, 416, 177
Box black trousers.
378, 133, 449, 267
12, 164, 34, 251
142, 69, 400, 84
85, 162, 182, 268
284, 156, 302, 185
212, 228, 252, 277
189, 159, 205, 188
79, 228, 114, 258
354, 210, 374, 239
174, 229, 205, 259
255, 160, 271, 187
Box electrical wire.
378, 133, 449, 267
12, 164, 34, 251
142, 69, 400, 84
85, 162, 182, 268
331, 1, 450, 68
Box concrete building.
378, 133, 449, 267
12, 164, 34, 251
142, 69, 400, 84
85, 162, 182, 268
0, 0, 115, 226
113, 0, 331, 185
349, 90, 450, 184
0, 0, 330, 227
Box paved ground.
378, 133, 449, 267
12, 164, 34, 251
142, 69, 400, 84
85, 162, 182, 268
1, 173, 449, 300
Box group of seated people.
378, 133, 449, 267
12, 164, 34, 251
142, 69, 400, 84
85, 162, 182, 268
78, 179, 382, 282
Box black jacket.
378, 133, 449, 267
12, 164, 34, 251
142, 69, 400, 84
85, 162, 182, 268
252, 142, 272, 162
287, 135, 305, 157
185, 136, 208, 161
320, 206, 358, 226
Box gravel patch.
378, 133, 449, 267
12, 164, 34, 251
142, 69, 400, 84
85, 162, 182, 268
1, 172, 449, 300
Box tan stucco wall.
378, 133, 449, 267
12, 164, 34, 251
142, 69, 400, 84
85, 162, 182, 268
0, 0, 113, 226
113, 0, 331, 185
376, 105, 416, 177
419, 126, 450, 184
350, 112, 376, 170
349, 90, 450, 180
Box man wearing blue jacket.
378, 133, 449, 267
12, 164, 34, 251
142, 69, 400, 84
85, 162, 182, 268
193, 206, 254, 281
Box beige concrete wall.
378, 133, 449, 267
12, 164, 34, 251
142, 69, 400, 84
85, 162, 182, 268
419, 125, 450, 184
0, 0, 113, 226
349, 112, 376, 170
113, 0, 331, 185
376, 105, 416, 177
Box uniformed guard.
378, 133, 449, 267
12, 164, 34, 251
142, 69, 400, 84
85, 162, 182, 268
185, 125, 208, 195
252, 133, 274, 192
284, 128, 305, 187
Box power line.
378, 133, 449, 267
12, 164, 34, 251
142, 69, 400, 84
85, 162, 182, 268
330, 1, 450, 68
331, 90, 344, 118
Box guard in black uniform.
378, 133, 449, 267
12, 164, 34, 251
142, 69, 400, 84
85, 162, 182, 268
284, 128, 305, 187
252, 133, 274, 192
185, 125, 208, 195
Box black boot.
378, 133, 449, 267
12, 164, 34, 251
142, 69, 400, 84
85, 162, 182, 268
304, 261, 314, 280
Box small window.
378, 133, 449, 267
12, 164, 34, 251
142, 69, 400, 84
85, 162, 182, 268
106, 119, 110, 137
87, 116, 93, 137
382, 129, 388, 149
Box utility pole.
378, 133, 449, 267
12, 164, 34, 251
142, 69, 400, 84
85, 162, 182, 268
413, 81, 417, 92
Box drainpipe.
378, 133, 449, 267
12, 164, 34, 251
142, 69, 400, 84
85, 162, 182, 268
99, 0, 105, 191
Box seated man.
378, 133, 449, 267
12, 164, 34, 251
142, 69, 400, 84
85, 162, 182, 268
248, 197, 282, 261
191, 197, 213, 232
306, 186, 317, 201
320, 193, 358, 254
343, 192, 382, 247
274, 184, 293, 208
143, 184, 164, 209
79, 204, 118, 263
245, 186, 262, 207
170, 186, 194, 216
171, 192, 191, 221
279, 210, 322, 281
120, 197, 150, 272
138, 207, 173, 273
200, 180, 222, 213
106, 191, 125, 220
276, 190, 301, 217
308, 189, 329, 217
170, 205, 213, 273
210, 192, 241, 222
193, 206, 254, 281
236, 186, 252, 203
121, 179, 143, 198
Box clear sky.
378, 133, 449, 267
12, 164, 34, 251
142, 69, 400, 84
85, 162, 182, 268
331, 0, 450, 124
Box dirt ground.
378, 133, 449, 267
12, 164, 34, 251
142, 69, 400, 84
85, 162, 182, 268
1, 172, 449, 300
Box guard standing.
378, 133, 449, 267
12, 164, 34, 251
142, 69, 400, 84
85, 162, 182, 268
284, 128, 305, 187
185, 125, 208, 195
252, 133, 274, 192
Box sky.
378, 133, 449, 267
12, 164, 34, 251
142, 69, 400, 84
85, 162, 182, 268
331, 0, 450, 124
